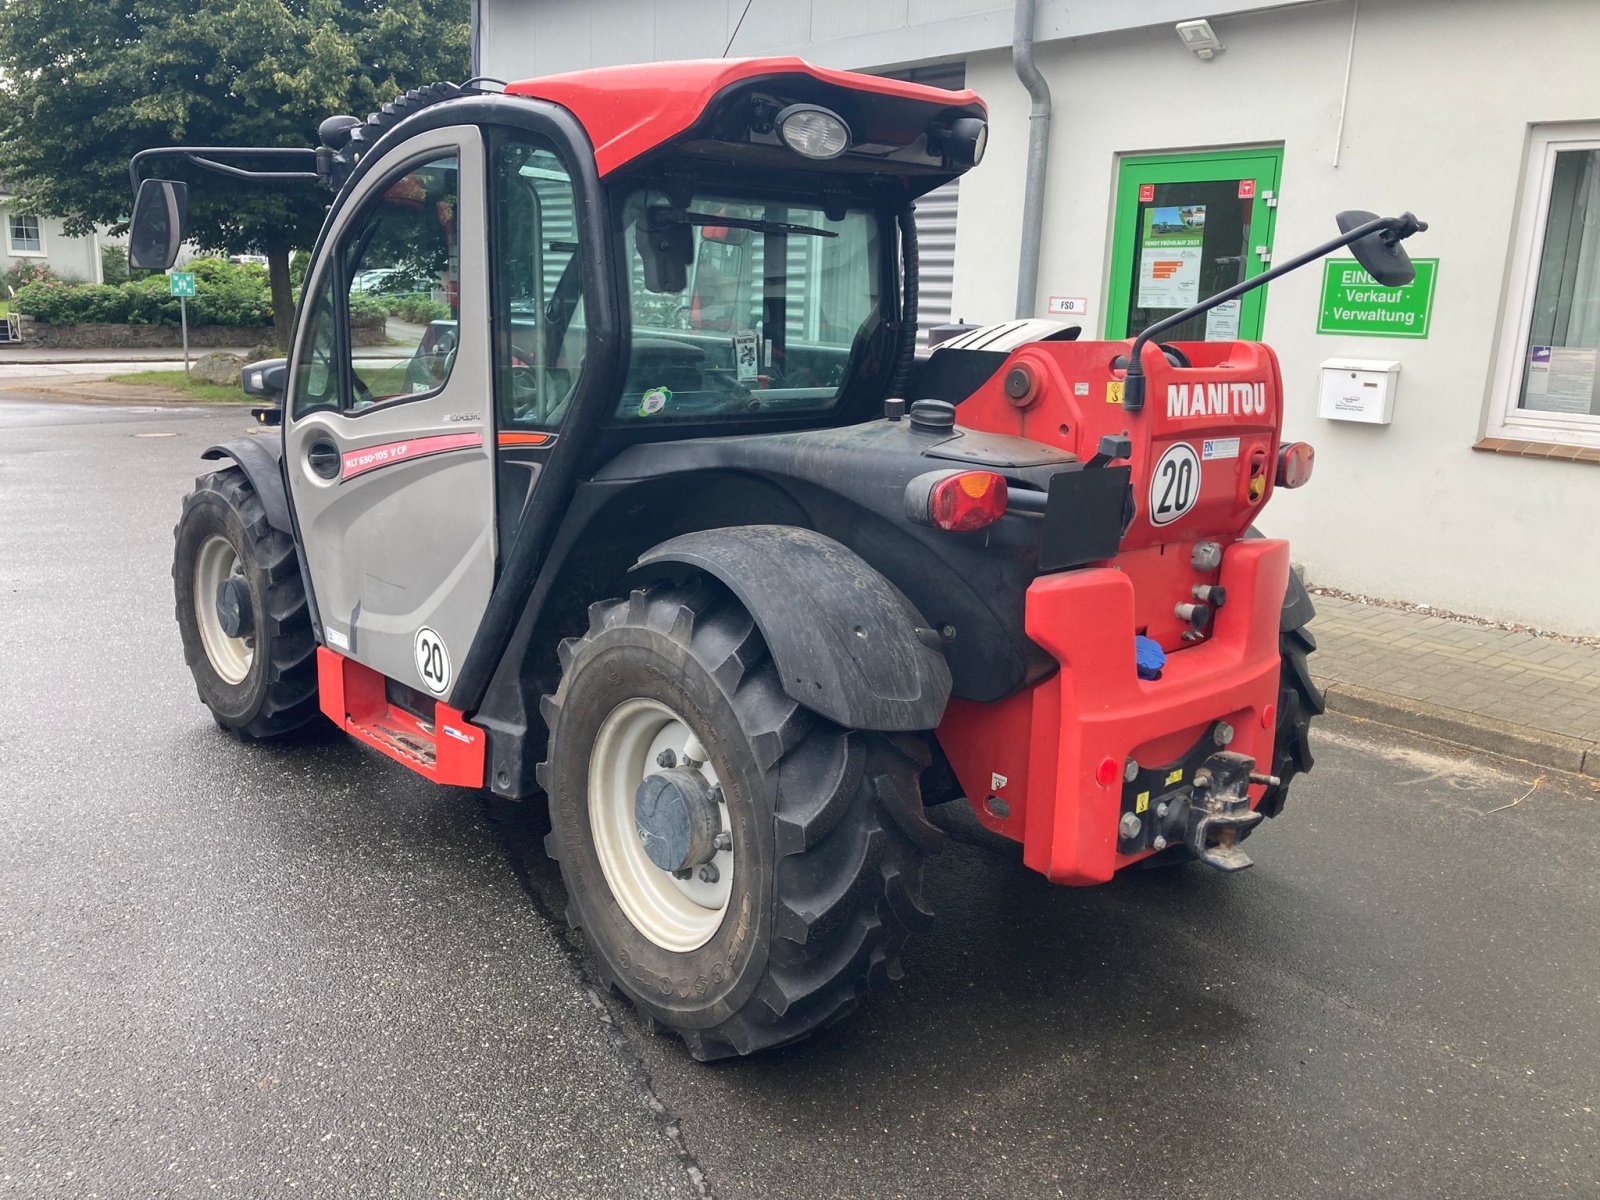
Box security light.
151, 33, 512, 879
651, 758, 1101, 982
1175, 18, 1224, 59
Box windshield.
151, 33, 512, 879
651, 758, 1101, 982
617, 186, 884, 423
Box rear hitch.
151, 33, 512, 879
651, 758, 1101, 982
1182, 752, 1266, 872
1117, 740, 1273, 872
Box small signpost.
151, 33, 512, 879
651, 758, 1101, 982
168, 271, 197, 378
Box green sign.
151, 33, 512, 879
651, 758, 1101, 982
1317, 257, 1437, 338
168, 271, 196, 298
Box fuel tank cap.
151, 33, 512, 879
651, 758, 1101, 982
908, 399, 956, 433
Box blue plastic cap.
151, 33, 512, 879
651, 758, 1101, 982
1135, 634, 1167, 680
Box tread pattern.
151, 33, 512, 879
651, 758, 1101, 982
1257, 624, 1324, 819
540, 581, 941, 1060
332, 83, 464, 183
174, 469, 318, 740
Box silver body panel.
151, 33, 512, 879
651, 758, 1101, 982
283, 126, 495, 699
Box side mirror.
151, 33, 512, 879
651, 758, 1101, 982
1338, 209, 1423, 287
129, 179, 189, 270
241, 357, 287, 403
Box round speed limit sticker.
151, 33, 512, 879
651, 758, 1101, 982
1149, 442, 1201, 526
414, 626, 452, 695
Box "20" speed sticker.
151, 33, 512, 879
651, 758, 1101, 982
1149, 442, 1201, 526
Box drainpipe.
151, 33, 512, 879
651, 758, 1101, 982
1013, 0, 1052, 319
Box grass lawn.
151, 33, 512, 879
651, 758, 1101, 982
109, 369, 250, 404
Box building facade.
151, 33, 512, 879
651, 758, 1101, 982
474, 0, 1600, 635
0, 193, 103, 284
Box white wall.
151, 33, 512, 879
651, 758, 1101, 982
0, 208, 101, 283
477, 0, 1326, 80
955, 0, 1600, 633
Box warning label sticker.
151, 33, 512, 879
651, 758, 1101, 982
1202, 436, 1241, 461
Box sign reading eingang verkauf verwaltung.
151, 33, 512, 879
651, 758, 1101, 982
1317, 257, 1437, 338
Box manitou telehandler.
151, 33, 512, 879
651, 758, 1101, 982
130, 58, 1425, 1059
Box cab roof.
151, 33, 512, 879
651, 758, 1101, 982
505, 57, 985, 177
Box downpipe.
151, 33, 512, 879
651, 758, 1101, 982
1013, 0, 1052, 319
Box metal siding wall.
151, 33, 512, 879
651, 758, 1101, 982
881, 62, 966, 346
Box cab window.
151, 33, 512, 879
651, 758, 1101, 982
619, 188, 881, 422
491, 139, 586, 430
345, 156, 461, 408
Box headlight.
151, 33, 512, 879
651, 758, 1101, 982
775, 104, 851, 159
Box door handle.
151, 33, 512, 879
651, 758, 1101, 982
307, 440, 342, 480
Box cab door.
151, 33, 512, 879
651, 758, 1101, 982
284, 126, 494, 701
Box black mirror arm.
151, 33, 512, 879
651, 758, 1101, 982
129, 146, 321, 192
1122, 213, 1424, 413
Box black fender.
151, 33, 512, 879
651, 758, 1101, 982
201, 436, 291, 533
634, 525, 952, 733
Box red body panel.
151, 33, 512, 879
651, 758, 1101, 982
317, 648, 486, 789
938, 338, 1293, 882
506, 58, 984, 176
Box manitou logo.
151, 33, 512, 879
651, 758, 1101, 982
1166, 381, 1269, 420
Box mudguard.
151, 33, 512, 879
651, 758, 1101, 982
634, 526, 952, 732
201, 436, 291, 533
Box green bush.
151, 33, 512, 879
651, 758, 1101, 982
348, 292, 389, 324
13, 255, 275, 327
382, 293, 452, 324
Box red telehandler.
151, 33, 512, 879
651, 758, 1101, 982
128, 59, 1426, 1058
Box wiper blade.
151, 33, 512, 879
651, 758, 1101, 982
649, 207, 837, 239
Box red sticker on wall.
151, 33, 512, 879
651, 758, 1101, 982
1238, 179, 1256, 199
1138, 183, 1156, 203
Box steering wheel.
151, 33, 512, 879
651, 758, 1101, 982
1157, 342, 1192, 368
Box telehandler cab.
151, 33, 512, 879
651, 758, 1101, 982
131, 59, 1426, 1059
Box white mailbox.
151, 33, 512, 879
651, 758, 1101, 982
1319, 358, 1400, 424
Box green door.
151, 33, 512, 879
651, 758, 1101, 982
1106, 147, 1283, 342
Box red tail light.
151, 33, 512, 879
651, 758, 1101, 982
929, 471, 1008, 532
1277, 442, 1315, 489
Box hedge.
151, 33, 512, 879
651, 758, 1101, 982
14, 256, 274, 328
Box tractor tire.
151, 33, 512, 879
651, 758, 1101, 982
1257, 622, 1324, 818
538, 580, 941, 1061
173, 468, 318, 740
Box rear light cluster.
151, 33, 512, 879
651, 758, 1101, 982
930, 471, 1008, 531
914, 470, 1009, 532
1277, 441, 1315, 489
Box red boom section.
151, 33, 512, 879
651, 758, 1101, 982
506, 57, 984, 177
937, 338, 1291, 881
317, 649, 486, 789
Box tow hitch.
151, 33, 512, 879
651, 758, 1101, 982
1118, 743, 1279, 872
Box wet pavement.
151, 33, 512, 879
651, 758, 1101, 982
2, 396, 1596, 1199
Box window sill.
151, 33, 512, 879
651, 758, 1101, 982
1473, 437, 1600, 463
6, 247, 46, 258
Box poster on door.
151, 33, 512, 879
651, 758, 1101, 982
1136, 204, 1205, 310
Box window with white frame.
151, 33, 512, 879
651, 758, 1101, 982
6, 213, 43, 255
1491, 125, 1600, 447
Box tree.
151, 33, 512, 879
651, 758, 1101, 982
0, 0, 470, 348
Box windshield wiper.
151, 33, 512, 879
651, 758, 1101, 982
648, 207, 837, 239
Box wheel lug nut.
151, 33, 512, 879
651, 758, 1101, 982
714, 831, 732, 852
656, 748, 677, 768
697, 863, 719, 884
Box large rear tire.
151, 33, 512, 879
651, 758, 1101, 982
1257, 623, 1324, 818
173, 468, 318, 740
538, 580, 941, 1060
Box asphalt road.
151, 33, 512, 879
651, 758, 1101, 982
2, 397, 1596, 1199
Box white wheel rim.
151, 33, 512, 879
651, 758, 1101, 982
194, 534, 253, 685
589, 698, 733, 953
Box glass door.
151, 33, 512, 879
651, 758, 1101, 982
1106, 148, 1283, 342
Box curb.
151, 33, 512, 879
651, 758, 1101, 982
0, 383, 254, 407
1315, 677, 1597, 778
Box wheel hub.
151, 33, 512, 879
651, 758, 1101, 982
635, 767, 720, 874
588, 697, 734, 952
215, 577, 254, 639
